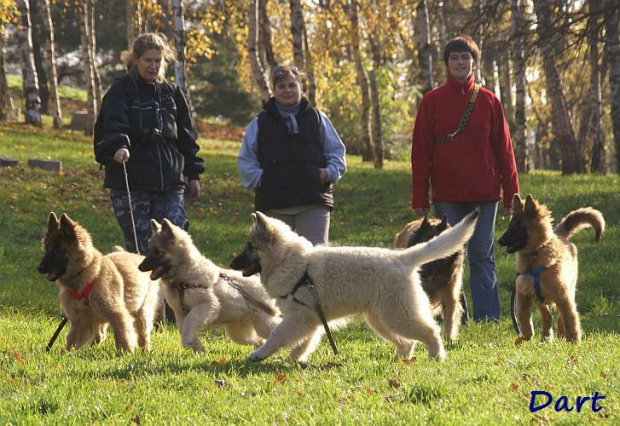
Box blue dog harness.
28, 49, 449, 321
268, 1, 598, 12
517, 266, 546, 303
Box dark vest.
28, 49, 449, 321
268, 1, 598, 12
255, 97, 333, 211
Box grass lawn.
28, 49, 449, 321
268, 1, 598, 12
0, 122, 618, 424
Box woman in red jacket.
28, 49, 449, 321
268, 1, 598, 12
411, 36, 519, 322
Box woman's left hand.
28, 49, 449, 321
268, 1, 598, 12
187, 180, 201, 201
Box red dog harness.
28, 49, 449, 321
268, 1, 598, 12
65, 281, 94, 307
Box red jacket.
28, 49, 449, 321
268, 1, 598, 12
411, 74, 519, 210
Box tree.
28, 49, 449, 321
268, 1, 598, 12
415, 0, 433, 99
16, 0, 42, 125
0, 0, 16, 121
533, 0, 580, 174
587, 0, 605, 173
78, 0, 97, 135
248, 0, 271, 103
39, 0, 62, 129
172, 0, 187, 93
604, 0, 620, 173
511, 0, 528, 172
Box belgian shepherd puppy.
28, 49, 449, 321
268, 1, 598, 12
498, 194, 605, 344
393, 215, 466, 341
138, 219, 280, 352
37, 213, 160, 352
231, 210, 479, 363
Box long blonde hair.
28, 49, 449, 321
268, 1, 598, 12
121, 33, 177, 83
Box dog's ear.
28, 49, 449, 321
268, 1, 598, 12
525, 194, 538, 215
420, 214, 431, 229
251, 212, 258, 224
512, 193, 523, 212
59, 214, 79, 244
161, 218, 176, 238
150, 219, 161, 233
47, 212, 59, 232
440, 214, 449, 229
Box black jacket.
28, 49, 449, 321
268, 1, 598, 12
95, 74, 204, 192
255, 97, 333, 211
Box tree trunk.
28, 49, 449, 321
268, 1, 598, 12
258, 0, 276, 73
16, 0, 42, 125
348, 1, 373, 161
88, 0, 101, 105
248, 0, 271, 103
302, 21, 316, 105
511, 0, 528, 172
172, 0, 187, 93
39, 0, 62, 129
533, 0, 580, 174
497, 49, 513, 124
589, 0, 605, 173
126, 0, 136, 49
415, 0, 433, 101
29, 0, 49, 115
290, 0, 304, 68
0, 26, 14, 121
368, 63, 383, 169
79, 0, 96, 135
604, 0, 620, 173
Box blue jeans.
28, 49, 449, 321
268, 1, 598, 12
434, 201, 500, 322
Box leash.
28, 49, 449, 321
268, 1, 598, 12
46, 281, 94, 351
219, 273, 278, 316
283, 273, 338, 355
510, 276, 520, 336
122, 161, 140, 254
46, 316, 68, 352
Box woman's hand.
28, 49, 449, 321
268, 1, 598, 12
319, 168, 329, 185
187, 179, 201, 201
114, 148, 130, 163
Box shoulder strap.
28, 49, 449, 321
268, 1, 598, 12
435, 83, 480, 144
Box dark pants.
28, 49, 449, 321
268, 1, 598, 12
110, 188, 189, 255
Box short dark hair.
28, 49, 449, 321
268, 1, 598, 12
443, 36, 480, 66
272, 65, 303, 86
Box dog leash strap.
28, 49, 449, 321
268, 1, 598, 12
304, 276, 339, 356
46, 316, 68, 351
219, 273, 277, 317
510, 275, 521, 336
122, 161, 140, 254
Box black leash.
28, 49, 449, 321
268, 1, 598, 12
46, 316, 68, 351
510, 274, 521, 336
284, 273, 338, 355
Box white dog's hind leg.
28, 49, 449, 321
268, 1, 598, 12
225, 321, 264, 347
249, 314, 320, 362
364, 311, 415, 360
287, 327, 323, 363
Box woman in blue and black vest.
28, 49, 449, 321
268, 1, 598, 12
238, 65, 346, 245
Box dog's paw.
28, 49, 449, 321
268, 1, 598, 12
515, 336, 530, 346
248, 352, 265, 362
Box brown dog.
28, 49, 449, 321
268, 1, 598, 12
38, 213, 160, 352
393, 215, 466, 341
498, 194, 605, 344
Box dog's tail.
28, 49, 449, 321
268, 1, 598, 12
401, 209, 479, 268
554, 207, 605, 242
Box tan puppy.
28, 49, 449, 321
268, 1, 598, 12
38, 213, 160, 352
499, 194, 605, 344
139, 219, 280, 352
394, 215, 466, 341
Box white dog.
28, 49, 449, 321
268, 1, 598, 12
230, 210, 479, 363
139, 219, 280, 352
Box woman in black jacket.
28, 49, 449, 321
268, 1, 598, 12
95, 32, 204, 254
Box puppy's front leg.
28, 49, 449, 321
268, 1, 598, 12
249, 314, 319, 362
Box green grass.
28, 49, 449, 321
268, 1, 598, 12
0, 122, 618, 424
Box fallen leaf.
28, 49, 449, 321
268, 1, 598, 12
387, 379, 401, 389
510, 383, 519, 391
12, 349, 26, 365
402, 357, 418, 365
274, 372, 287, 383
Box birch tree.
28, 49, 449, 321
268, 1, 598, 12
588, 0, 605, 173
172, 0, 187, 93
39, 0, 62, 129
347, 0, 373, 162
533, 0, 579, 174
415, 0, 433, 99
248, 0, 270, 103
511, 0, 528, 172
0, 21, 13, 121
604, 0, 620, 173
16, 0, 41, 125
79, 0, 97, 135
